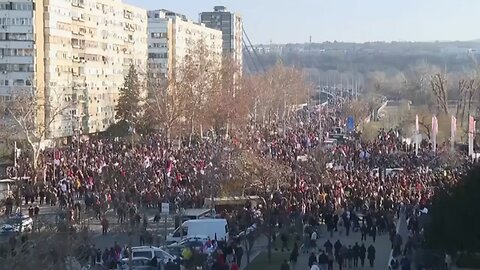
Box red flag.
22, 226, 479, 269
166, 160, 174, 176
469, 115, 475, 134
54, 150, 61, 160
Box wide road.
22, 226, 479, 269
0, 201, 178, 250
292, 225, 393, 270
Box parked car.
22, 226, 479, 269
120, 246, 177, 268
1, 214, 33, 234
117, 257, 155, 270
166, 235, 215, 257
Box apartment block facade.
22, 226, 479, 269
148, 9, 222, 79
0, 1, 36, 97
0, 0, 148, 138
200, 6, 243, 70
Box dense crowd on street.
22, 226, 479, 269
4, 97, 475, 270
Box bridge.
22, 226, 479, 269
312, 86, 356, 103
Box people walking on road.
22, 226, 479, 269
323, 240, 333, 255
359, 243, 366, 267
289, 242, 298, 269
280, 259, 290, 270
338, 244, 348, 270
310, 230, 317, 250
234, 244, 244, 267
370, 225, 377, 243
400, 256, 411, 270
445, 253, 452, 270
101, 216, 109, 235
367, 244, 376, 268
308, 252, 317, 268
346, 245, 353, 268
310, 262, 320, 270
361, 223, 368, 241
327, 250, 334, 270
352, 242, 359, 268
318, 250, 328, 270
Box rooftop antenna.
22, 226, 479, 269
309, 35, 312, 44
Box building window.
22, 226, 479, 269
151, 32, 166, 38
13, 79, 25, 86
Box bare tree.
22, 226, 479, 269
342, 100, 371, 128
234, 150, 291, 263
144, 73, 190, 143
297, 148, 328, 184
202, 56, 250, 134
430, 73, 449, 115
176, 40, 221, 139
0, 228, 93, 270
249, 63, 310, 126
0, 88, 71, 174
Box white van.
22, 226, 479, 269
166, 219, 228, 244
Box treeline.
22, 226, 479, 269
251, 41, 480, 107
113, 41, 311, 142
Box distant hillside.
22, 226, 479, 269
244, 41, 480, 103
248, 41, 480, 75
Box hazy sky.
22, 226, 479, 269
125, 0, 480, 44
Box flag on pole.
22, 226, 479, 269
432, 115, 438, 153
469, 116, 475, 156
432, 116, 438, 135
451, 115, 457, 151
469, 115, 475, 134
415, 114, 419, 133
415, 115, 420, 156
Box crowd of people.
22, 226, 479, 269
4, 96, 475, 270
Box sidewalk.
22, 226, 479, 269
240, 234, 269, 270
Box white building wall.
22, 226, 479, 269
0, 0, 35, 97
43, 0, 147, 137
148, 10, 222, 79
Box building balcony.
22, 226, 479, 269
123, 25, 135, 32
72, 16, 85, 22
72, 1, 85, 8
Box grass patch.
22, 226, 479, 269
244, 252, 289, 270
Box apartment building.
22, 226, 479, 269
0, 1, 36, 98
148, 9, 222, 79
200, 6, 243, 70
0, 0, 148, 138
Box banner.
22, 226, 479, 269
415, 114, 419, 156
346, 116, 355, 132
432, 115, 438, 153
451, 115, 457, 152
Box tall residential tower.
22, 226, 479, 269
200, 6, 243, 70
0, 0, 148, 138
148, 9, 222, 79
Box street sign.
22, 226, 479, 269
161, 203, 170, 215
347, 116, 355, 132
